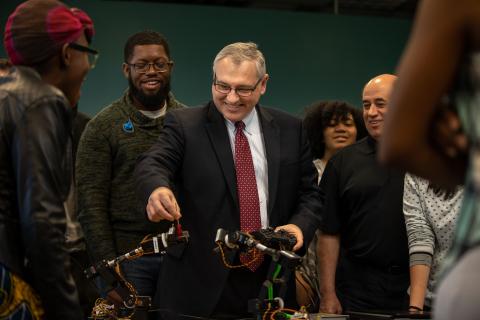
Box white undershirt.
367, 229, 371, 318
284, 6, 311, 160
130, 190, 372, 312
225, 108, 269, 228
139, 101, 167, 119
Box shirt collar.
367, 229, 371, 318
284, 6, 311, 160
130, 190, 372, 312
138, 100, 167, 119
225, 107, 258, 135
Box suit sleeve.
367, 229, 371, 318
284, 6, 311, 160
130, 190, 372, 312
134, 111, 185, 206
12, 97, 82, 319
287, 124, 323, 250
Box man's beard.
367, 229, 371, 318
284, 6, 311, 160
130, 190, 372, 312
128, 75, 170, 110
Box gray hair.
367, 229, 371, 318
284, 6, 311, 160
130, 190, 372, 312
212, 42, 266, 79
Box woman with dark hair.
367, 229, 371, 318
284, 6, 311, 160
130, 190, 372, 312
296, 100, 367, 310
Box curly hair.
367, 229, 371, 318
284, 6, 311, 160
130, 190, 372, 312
303, 100, 367, 159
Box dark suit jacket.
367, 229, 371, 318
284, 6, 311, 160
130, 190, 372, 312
135, 102, 322, 317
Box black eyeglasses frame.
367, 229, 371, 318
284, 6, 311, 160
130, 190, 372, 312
212, 74, 263, 97
126, 61, 173, 73
68, 43, 99, 69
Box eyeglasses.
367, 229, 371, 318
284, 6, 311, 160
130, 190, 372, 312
68, 42, 99, 69
126, 61, 173, 73
213, 75, 262, 97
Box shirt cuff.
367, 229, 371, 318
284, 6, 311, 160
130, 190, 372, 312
409, 252, 433, 267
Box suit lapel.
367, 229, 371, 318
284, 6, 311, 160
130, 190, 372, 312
204, 102, 238, 211
258, 106, 280, 219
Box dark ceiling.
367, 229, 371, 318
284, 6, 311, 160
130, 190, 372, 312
108, 0, 419, 18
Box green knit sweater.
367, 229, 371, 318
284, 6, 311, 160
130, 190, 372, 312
76, 90, 185, 262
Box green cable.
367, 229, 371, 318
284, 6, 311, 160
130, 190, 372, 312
273, 264, 282, 279
275, 312, 293, 320
267, 264, 283, 300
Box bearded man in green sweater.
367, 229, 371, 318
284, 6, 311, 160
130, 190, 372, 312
76, 31, 185, 303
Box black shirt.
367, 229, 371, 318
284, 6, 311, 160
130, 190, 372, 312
320, 136, 408, 269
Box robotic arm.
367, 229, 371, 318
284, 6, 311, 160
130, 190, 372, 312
85, 221, 189, 319
214, 227, 302, 319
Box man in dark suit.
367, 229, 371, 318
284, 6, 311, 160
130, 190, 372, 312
134, 42, 321, 318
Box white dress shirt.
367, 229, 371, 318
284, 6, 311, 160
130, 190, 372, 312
225, 108, 269, 228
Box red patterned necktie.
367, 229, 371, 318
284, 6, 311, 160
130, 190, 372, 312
234, 121, 263, 271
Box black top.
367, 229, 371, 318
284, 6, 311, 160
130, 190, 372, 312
0, 66, 82, 319
320, 136, 409, 268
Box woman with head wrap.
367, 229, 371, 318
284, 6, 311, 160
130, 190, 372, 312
0, 1, 96, 319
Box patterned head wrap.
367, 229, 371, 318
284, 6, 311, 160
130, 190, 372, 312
4, 0, 95, 66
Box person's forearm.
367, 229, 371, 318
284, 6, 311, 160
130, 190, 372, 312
318, 233, 340, 295
409, 264, 431, 309
79, 209, 117, 262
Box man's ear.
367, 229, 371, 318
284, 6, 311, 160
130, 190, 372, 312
122, 62, 130, 79
60, 43, 71, 69
260, 74, 269, 95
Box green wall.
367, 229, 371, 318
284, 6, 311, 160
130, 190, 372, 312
0, 1, 411, 117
